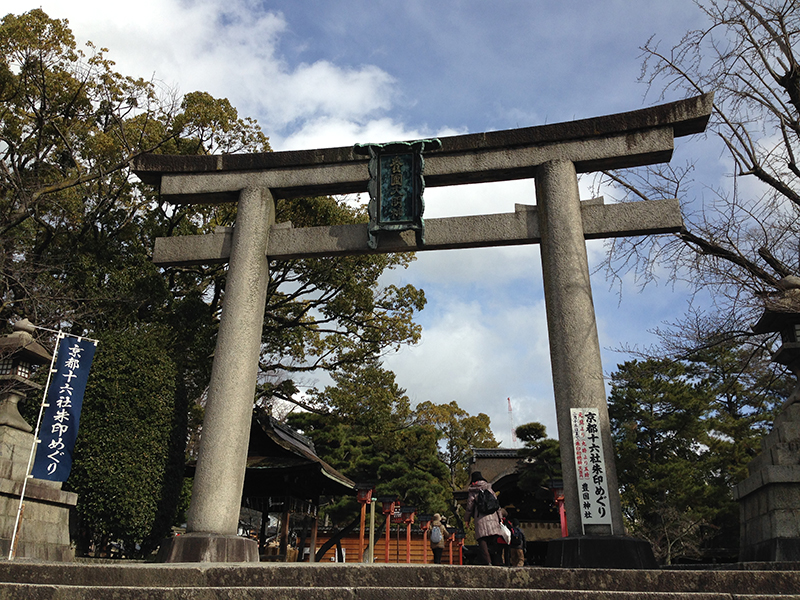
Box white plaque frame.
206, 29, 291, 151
570, 408, 613, 533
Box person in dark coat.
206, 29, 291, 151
509, 518, 526, 567
464, 471, 504, 565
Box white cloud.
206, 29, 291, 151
384, 246, 540, 294
277, 117, 414, 153
424, 180, 534, 219
384, 288, 557, 442
265, 61, 394, 123
8, 0, 397, 142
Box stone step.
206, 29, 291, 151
1, 585, 798, 600
0, 562, 798, 599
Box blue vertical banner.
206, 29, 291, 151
31, 335, 97, 482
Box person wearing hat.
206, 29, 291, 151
464, 471, 504, 565
429, 513, 448, 564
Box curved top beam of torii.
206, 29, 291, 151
133, 93, 712, 203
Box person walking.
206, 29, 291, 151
509, 518, 526, 567
497, 508, 513, 566
429, 514, 448, 564
464, 471, 504, 565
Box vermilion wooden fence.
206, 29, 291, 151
311, 531, 464, 565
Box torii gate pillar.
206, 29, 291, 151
158, 188, 273, 562
537, 160, 655, 567
537, 159, 623, 535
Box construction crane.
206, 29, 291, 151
507, 397, 517, 447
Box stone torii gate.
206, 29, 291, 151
134, 94, 712, 565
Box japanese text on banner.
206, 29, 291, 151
570, 408, 612, 531
31, 336, 96, 482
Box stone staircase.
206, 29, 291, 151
0, 561, 798, 599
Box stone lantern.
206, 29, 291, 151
733, 282, 800, 561
752, 305, 800, 374
0, 320, 78, 561
0, 319, 52, 433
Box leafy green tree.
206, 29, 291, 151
1, 10, 227, 326
515, 422, 561, 491
375, 425, 451, 515
683, 340, 787, 553
309, 357, 413, 434
689, 341, 786, 479
68, 326, 177, 557
287, 361, 451, 524
1, 8, 214, 556
414, 400, 498, 491
608, 345, 787, 564
257, 196, 425, 414
609, 358, 713, 564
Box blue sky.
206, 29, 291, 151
7, 0, 718, 443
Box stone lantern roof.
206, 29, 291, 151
752, 282, 800, 369
0, 319, 52, 368
752, 289, 800, 334
0, 320, 53, 432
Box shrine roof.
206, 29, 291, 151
246, 412, 355, 496
187, 411, 356, 499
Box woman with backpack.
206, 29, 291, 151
429, 514, 448, 564
464, 471, 505, 565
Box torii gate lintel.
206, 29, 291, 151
152, 197, 683, 266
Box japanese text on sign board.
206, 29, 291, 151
31, 336, 96, 482
570, 408, 612, 531
380, 153, 414, 223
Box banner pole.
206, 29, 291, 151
8, 331, 64, 560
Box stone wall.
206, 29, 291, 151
734, 402, 800, 561
0, 426, 77, 561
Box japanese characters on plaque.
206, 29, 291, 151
380, 153, 414, 224
570, 408, 612, 531
31, 335, 97, 482
354, 138, 441, 250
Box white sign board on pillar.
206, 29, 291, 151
570, 408, 613, 533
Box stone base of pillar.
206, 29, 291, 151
734, 402, 800, 562
545, 536, 657, 569
739, 537, 800, 562
0, 427, 76, 561
156, 533, 259, 563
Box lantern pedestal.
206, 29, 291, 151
0, 426, 77, 561
734, 401, 800, 561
